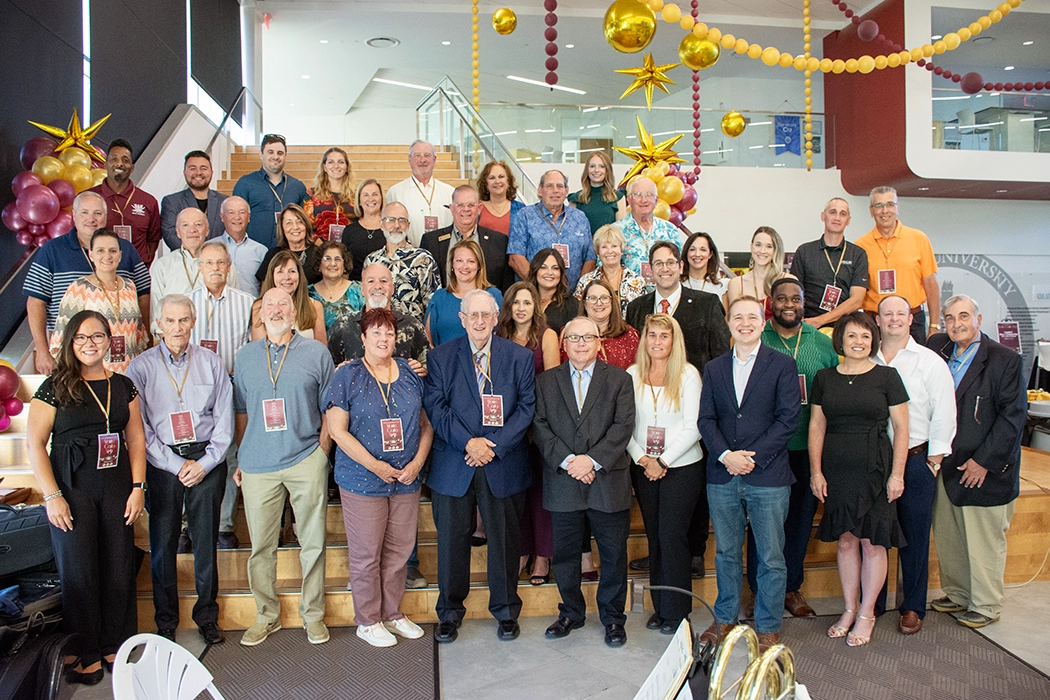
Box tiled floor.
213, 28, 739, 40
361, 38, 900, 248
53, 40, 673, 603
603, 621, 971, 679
69, 581, 1050, 699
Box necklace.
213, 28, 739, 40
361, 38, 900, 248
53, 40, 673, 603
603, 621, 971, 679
485, 199, 511, 217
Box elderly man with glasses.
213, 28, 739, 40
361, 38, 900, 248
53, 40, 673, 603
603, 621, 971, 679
362, 202, 441, 324
386, 140, 455, 246
615, 177, 685, 284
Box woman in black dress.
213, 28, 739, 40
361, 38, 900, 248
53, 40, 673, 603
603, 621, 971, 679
27, 310, 147, 684
809, 311, 908, 648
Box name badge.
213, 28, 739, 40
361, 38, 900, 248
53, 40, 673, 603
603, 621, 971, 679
200, 339, 219, 354
274, 212, 281, 225
645, 426, 666, 457
381, 418, 404, 452
819, 284, 842, 312
98, 433, 120, 469
552, 243, 571, 270
169, 411, 196, 444
798, 374, 808, 405
877, 269, 896, 294
327, 224, 345, 242
640, 261, 655, 285
113, 225, 132, 242
108, 335, 126, 364
424, 215, 439, 232
438, 234, 451, 242
262, 398, 288, 432
482, 394, 504, 427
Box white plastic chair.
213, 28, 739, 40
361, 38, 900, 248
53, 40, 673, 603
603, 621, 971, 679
111, 633, 226, 700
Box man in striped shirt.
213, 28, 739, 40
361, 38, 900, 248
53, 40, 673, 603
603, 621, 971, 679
23, 190, 151, 374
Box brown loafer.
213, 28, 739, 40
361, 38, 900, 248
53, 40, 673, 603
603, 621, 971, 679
898, 610, 922, 635
699, 622, 735, 646
742, 590, 755, 619
757, 632, 780, 653
784, 591, 815, 617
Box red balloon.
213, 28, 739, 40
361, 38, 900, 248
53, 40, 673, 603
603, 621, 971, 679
12, 171, 42, 196
15, 231, 34, 246
0, 415, 10, 432
3, 397, 23, 416
27, 223, 46, 235
16, 185, 61, 225
677, 186, 698, 211
19, 137, 58, 171
34, 233, 51, 247
2, 202, 28, 231
857, 19, 879, 41
47, 178, 76, 208
668, 209, 684, 227
0, 367, 18, 400
685, 172, 697, 184
667, 164, 678, 175
46, 210, 74, 239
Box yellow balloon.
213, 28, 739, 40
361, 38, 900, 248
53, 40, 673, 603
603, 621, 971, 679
603, 0, 657, 53
491, 8, 517, 34
653, 200, 672, 220
653, 161, 671, 177
657, 175, 684, 205
59, 147, 91, 169
65, 165, 93, 193
686, 207, 697, 216
761, 47, 781, 66
32, 156, 65, 185
91, 168, 108, 186
858, 55, 875, 73
721, 111, 746, 138
678, 34, 720, 70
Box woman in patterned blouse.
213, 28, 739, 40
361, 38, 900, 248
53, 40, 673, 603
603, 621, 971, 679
573, 224, 649, 317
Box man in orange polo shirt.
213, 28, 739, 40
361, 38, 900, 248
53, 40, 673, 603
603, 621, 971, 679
855, 186, 940, 343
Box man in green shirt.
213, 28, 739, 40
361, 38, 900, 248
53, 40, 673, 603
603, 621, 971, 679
745, 278, 840, 618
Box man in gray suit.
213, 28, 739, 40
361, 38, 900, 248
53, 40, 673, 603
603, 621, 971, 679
533, 316, 636, 648
160, 150, 227, 250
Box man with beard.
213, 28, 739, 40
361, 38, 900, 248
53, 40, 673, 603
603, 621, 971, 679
232, 134, 308, 248
232, 288, 334, 646
741, 278, 840, 619
89, 138, 162, 264
160, 150, 228, 251
362, 203, 440, 323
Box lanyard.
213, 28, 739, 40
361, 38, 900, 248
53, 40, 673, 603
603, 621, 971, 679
267, 176, 287, 208
93, 275, 122, 321
411, 178, 435, 209
950, 341, 979, 377
647, 375, 662, 425
109, 185, 136, 224
824, 244, 847, 281
205, 293, 220, 337
875, 227, 898, 264
79, 243, 95, 271
161, 346, 193, 408
363, 358, 395, 417
181, 250, 201, 289
778, 329, 803, 360
542, 206, 567, 240
84, 376, 112, 433
266, 338, 292, 398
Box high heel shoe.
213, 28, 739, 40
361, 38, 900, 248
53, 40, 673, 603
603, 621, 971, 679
847, 615, 876, 647
827, 610, 856, 638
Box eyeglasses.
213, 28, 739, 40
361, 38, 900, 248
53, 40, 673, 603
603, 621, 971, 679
381, 217, 411, 226
565, 334, 598, 343
200, 260, 229, 268
871, 202, 898, 210
584, 295, 612, 304
461, 311, 497, 321
322, 255, 344, 263
651, 260, 679, 269
629, 192, 656, 200
73, 333, 108, 346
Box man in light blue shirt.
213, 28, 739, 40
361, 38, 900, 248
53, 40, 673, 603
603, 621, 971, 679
615, 177, 684, 279
217, 196, 267, 297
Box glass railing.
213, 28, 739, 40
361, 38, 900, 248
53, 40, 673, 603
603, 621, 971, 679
932, 88, 1050, 153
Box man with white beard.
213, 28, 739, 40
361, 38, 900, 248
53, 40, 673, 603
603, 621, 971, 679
361, 202, 440, 324
232, 288, 335, 647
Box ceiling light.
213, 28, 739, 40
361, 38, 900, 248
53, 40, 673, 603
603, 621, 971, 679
918, 187, 929, 191
289, 103, 295, 107
366, 37, 401, 49
507, 75, 587, 94
750, 121, 772, 126
1019, 117, 1048, 122
1005, 66, 1015, 71
932, 95, 971, 100
371, 77, 432, 91
931, 34, 943, 40
565, 44, 575, 48
494, 130, 517, 136
1023, 40, 1034, 46
702, 149, 732, 154
749, 145, 764, 149
301, 75, 310, 79
700, 128, 715, 133
524, 128, 544, 133
442, 41, 451, 46
582, 106, 599, 113
541, 128, 555, 133
319, 40, 328, 44
996, 189, 1008, 193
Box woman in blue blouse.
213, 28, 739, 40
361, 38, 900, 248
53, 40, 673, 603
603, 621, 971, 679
325, 307, 434, 648
424, 239, 503, 347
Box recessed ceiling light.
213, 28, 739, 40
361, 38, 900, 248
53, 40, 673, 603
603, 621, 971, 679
565, 44, 575, 48
1005, 66, 1015, 71
301, 74, 310, 79
918, 187, 929, 191
931, 34, 943, 40
1023, 40, 1034, 46
996, 189, 1008, 193
507, 75, 587, 94
371, 77, 432, 91
442, 41, 451, 46
366, 37, 401, 49
319, 40, 328, 44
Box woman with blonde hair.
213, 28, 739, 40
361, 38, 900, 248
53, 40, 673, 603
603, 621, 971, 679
573, 224, 648, 316
726, 226, 795, 319
304, 147, 357, 236
477, 160, 524, 236
424, 238, 503, 346
627, 313, 703, 633
568, 151, 626, 234
251, 250, 326, 344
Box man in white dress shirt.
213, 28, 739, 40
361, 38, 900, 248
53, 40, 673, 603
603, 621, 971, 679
386, 140, 454, 247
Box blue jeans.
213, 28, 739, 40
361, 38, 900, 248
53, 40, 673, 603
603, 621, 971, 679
708, 477, 790, 633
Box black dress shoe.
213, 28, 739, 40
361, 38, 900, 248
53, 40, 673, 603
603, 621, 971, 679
497, 619, 520, 640
102, 658, 114, 673
646, 613, 665, 630
217, 531, 239, 549
604, 623, 627, 647
629, 556, 650, 572
435, 620, 460, 643
157, 628, 177, 642
691, 556, 706, 579
546, 617, 585, 638
660, 619, 681, 635
199, 622, 226, 645
67, 667, 104, 685
177, 529, 192, 554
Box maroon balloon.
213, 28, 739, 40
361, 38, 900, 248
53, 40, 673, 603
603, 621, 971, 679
544, 27, 557, 42
35, 233, 51, 247
685, 172, 697, 184
545, 57, 559, 71
0, 415, 10, 432
2, 397, 23, 417
27, 223, 46, 235
16, 185, 61, 225
851, 15, 861, 25
1024, 82, 1034, 91
545, 43, 558, 56
0, 367, 18, 401
844, 9, 853, 17
545, 72, 558, 85
951, 74, 962, 83
544, 0, 557, 10
677, 186, 698, 211
994, 82, 1004, 91
11, 171, 42, 196
46, 210, 74, 238
2, 202, 28, 231
47, 178, 77, 208
667, 164, 678, 175
668, 209, 684, 227
19, 137, 58, 171
15, 231, 34, 246
545, 12, 557, 26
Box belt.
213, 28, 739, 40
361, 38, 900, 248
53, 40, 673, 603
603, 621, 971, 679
169, 441, 209, 459
910, 305, 923, 315
906, 441, 928, 457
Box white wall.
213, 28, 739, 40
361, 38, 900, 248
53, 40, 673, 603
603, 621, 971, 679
263, 108, 416, 145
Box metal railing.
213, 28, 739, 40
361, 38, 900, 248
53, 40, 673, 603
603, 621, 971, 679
207, 86, 264, 152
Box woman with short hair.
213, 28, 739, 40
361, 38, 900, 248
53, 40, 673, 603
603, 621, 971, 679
573, 224, 648, 317
477, 160, 524, 236
308, 240, 364, 330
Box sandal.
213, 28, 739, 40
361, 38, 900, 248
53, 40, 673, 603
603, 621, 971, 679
530, 557, 551, 586
846, 615, 876, 647
827, 610, 856, 638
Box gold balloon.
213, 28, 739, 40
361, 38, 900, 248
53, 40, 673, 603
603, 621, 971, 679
491, 8, 517, 35
603, 0, 657, 53
653, 200, 672, 220
657, 175, 684, 204
59, 146, 91, 169
32, 155, 65, 184
91, 168, 108, 186
65, 165, 93, 193
721, 111, 746, 138
679, 34, 720, 70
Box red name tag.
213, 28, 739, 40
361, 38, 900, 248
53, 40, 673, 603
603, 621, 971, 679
646, 426, 666, 457
424, 215, 439, 232
877, 269, 896, 294
262, 398, 287, 432
327, 224, 345, 242
482, 394, 504, 427
169, 411, 197, 444
818, 284, 842, 312
98, 433, 120, 469
381, 418, 404, 452
113, 225, 132, 242
108, 335, 126, 364
200, 339, 218, 354
552, 243, 571, 270
799, 374, 808, 405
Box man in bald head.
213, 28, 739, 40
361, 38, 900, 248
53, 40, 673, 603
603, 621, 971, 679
218, 195, 268, 296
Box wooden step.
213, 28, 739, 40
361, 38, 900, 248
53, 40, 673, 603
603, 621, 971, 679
236, 145, 454, 155
215, 178, 473, 196
229, 153, 458, 165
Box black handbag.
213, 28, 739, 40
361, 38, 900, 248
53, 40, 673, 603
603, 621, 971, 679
0, 506, 54, 579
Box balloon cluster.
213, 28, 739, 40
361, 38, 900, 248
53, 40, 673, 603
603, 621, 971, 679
0, 364, 23, 432
631, 161, 698, 228
3, 137, 107, 248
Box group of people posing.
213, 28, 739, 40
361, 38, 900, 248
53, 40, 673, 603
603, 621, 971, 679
22, 135, 1026, 685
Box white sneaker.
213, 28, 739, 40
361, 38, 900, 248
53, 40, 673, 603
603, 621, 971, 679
357, 622, 397, 647
384, 617, 425, 639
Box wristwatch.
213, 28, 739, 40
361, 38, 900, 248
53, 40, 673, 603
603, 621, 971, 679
929, 324, 940, 330
132, 482, 148, 492
926, 460, 940, 472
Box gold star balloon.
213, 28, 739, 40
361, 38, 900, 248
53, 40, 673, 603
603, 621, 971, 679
615, 53, 679, 110
28, 109, 111, 163
612, 116, 686, 188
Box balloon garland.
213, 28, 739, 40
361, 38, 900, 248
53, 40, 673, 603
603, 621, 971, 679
544, 0, 559, 86
803, 0, 813, 171
471, 0, 481, 172
689, 0, 701, 181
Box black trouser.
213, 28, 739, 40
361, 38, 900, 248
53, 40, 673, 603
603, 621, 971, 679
51, 462, 137, 667
551, 508, 630, 627
146, 453, 227, 630
910, 307, 927, 346
686, 453, 710, 558
431, 468, 525, 623
632, 460, 704, 622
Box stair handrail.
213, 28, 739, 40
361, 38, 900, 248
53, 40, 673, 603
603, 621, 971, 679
206, 86, 264, 152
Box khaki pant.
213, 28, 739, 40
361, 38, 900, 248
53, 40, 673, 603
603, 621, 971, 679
240, 446, 328, 624
932, 474, 1015, 618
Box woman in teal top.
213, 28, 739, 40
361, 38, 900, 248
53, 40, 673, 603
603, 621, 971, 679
424, 239, 503, 346
568, 151, 626, 234
308, 240, 365, 329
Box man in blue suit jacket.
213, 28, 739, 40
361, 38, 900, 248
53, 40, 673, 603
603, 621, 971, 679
160, 150, 228, 251
424, 289, 535, 644
698, 296, 801, 652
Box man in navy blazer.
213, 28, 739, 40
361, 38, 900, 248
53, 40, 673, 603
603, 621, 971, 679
698, 296, 801, 652
423, 289, 535, 644
160, 150, 227, 251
